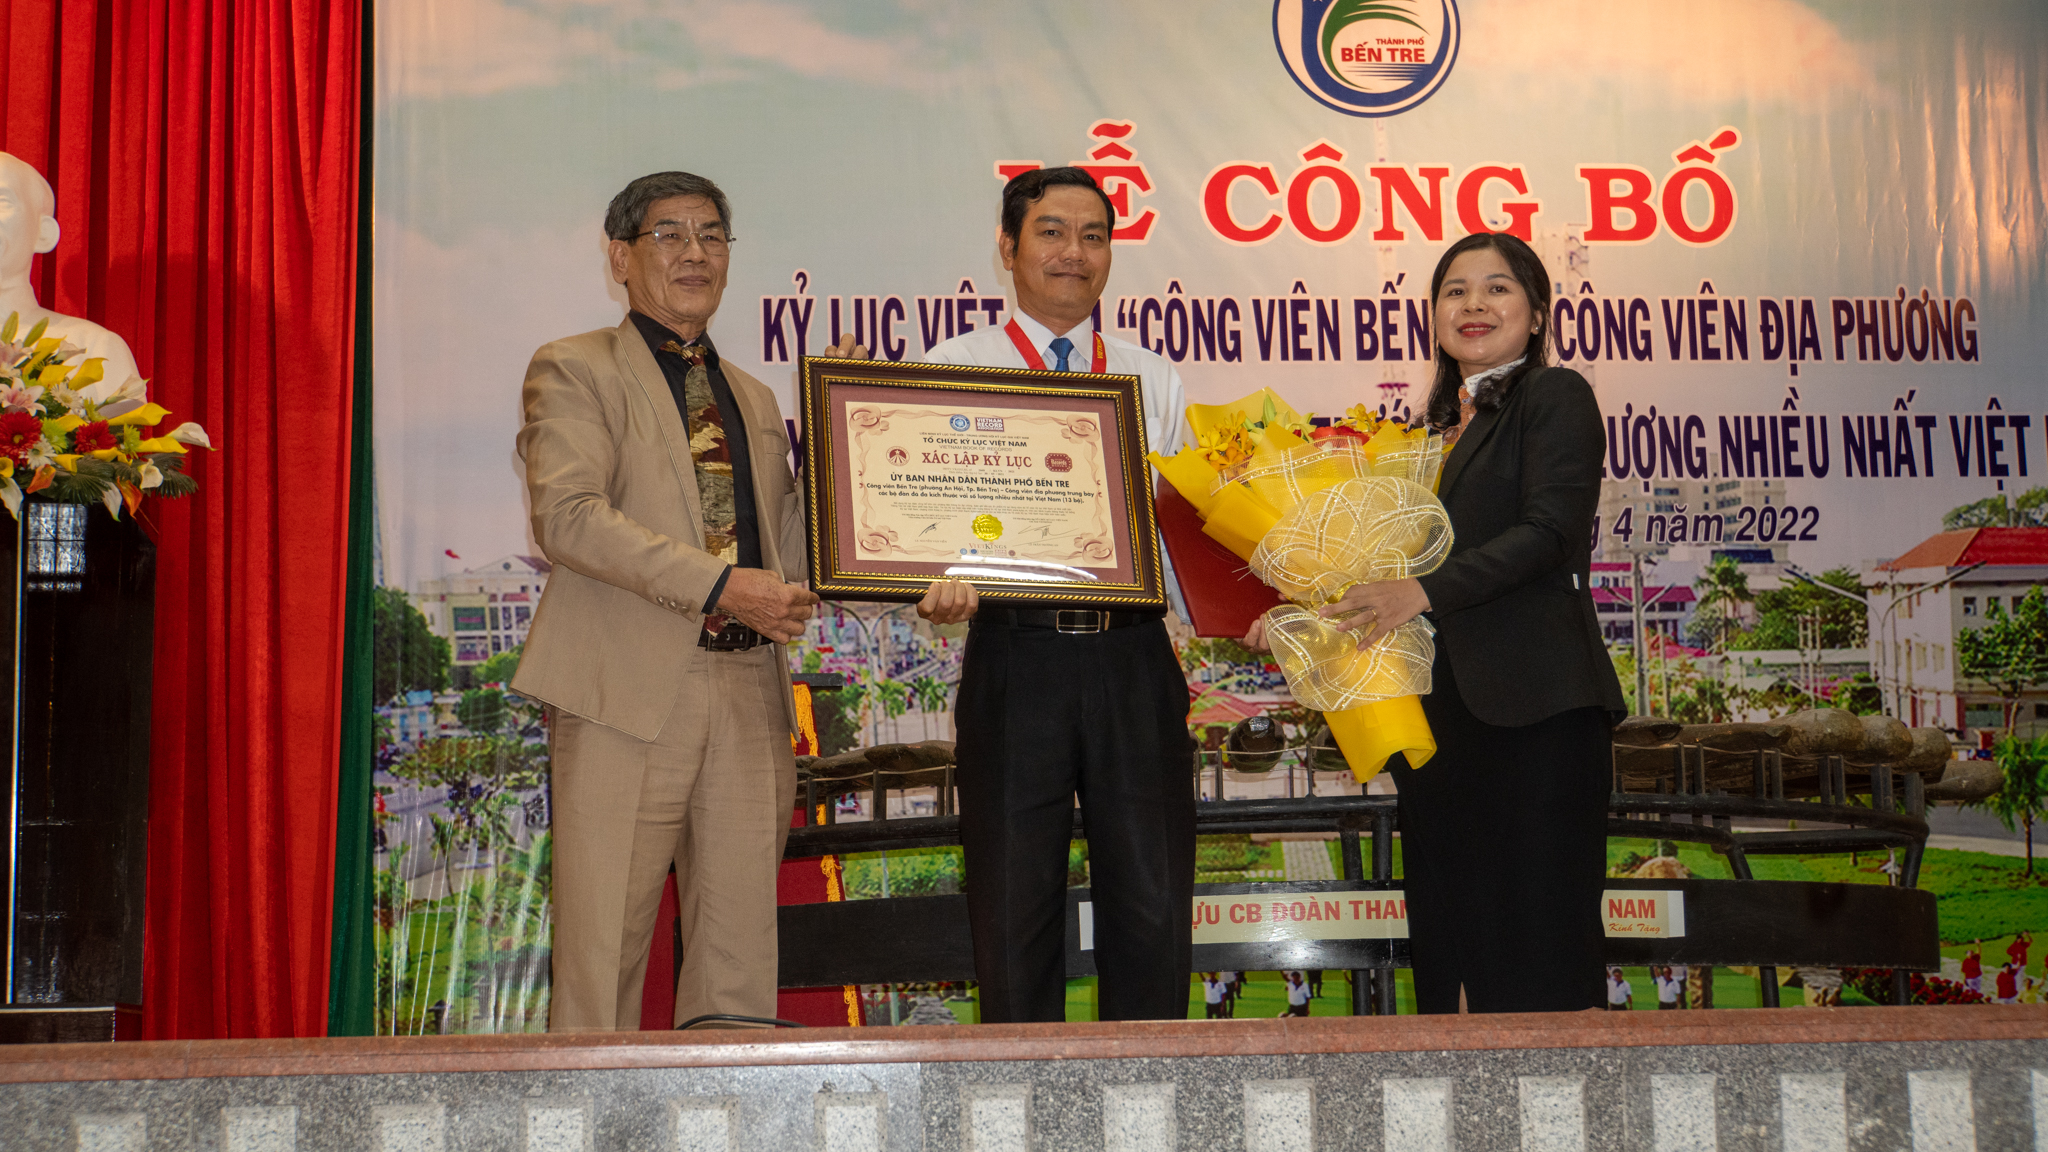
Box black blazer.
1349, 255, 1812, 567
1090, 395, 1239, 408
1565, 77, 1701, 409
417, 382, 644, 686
1415, 366, 1627, 728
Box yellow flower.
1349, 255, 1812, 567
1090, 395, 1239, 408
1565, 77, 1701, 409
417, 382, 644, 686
108, 402, 170, 427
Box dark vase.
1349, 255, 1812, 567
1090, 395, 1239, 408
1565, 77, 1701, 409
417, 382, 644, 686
0, 497, 155, 1042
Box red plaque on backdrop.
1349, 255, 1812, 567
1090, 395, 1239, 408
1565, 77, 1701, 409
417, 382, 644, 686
1155, 478, 1283, 638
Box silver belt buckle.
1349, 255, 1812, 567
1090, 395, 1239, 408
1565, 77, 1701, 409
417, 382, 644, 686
1055, 609, 1106, 634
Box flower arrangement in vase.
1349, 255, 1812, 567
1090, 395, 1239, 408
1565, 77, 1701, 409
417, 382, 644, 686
0, 311, 211, 518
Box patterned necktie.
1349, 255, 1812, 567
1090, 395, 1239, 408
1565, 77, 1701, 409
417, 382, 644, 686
662, 340, 739, 567
1048, 336, 1074, 371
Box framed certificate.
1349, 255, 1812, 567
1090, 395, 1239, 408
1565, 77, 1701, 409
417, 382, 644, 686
799, 357, 1167, 610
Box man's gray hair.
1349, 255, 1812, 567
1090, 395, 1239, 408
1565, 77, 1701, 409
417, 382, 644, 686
604, 172, 731, 241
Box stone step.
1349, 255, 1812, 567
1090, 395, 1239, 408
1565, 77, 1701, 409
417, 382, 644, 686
13, 1010, 2044, 1151
35, 1060, 2040, 1151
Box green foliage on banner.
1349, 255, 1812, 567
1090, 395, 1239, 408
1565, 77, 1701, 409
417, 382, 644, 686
910, 675, 951, 720
373, 586, 451, 704
1686, 555, 1753, 651
811, 684, 864, 757
1727, 566, 1866, 651
378, 833, 554, 1035
1828, 672, 1886, 715
841, 847, 964, 899
1667, 671, 1735, 724
1179, 635, 1262, 673
1932, 891, 2048, 946
376, 734, 553, 1035
1195, 834, 1263, 873
1976, 734, 2048, 875
1944, 486, 2048, 529
874, 679, 911, 723
1957, 587, 2048, 728
456, 689, 509, 735
474, 645, 523, 687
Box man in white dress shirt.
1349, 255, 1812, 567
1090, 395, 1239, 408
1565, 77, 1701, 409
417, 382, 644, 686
899, 168, 1195, 1022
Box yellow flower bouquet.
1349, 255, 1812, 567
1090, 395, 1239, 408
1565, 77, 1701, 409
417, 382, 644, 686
1150, 389, 1451, 781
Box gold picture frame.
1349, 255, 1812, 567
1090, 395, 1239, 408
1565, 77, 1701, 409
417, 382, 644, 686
799, 356, 1166, 610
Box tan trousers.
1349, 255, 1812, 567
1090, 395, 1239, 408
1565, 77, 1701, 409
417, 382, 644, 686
546, 644, 796, 1031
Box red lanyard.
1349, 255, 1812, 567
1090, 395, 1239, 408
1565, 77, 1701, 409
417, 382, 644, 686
1004, 318, 1107, 373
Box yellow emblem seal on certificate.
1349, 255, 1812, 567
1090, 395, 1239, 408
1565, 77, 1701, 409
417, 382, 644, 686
972, 513, 1004, 541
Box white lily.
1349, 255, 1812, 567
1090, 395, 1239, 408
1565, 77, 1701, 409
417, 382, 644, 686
55, 340, 84, 361
99, 484, 121, 518
0, 476, 20, 517
139, 461, 163, 489
168, 422, 213, 449
77, 374, 146, 413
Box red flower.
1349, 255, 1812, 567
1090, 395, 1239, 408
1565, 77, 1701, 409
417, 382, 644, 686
0, 410, 41, 464
1310, 424, 1369, 444
71, 420, 115, 454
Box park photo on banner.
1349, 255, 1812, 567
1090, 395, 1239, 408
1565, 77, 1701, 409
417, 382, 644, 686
366, 0, 2048, 1031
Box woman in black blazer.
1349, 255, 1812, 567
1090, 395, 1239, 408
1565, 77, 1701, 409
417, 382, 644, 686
1288, 231, 1626, 1013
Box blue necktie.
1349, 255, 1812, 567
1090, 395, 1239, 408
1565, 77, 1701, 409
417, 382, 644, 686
1048, 336, 1074, 372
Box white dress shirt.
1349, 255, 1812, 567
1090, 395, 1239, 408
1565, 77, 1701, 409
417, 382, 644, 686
923, 309, 1190, 619
924, 310, 1187, 456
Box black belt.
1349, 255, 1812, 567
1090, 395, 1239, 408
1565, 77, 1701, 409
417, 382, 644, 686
698, 616, 766, 651
976, 607, 1160, 634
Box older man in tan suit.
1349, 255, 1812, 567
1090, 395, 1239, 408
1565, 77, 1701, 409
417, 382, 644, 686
513, 171, 818, 1031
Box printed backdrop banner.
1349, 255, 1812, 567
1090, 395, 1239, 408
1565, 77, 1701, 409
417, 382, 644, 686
369, 0, 2048, 1033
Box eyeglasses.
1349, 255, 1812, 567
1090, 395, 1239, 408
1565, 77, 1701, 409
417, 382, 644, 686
631, 225, 734, 254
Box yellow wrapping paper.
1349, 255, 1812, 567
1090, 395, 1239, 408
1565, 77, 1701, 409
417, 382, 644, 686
1151, 446, 1222, 515
1199, 483, 1280, 561
1152, 446, 1272, 561
1325, 695, 1435, 777
1152, 392, 1451, 784
1184, 388, 1304, 444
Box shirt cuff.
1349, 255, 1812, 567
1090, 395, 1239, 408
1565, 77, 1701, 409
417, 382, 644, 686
704, 564, 734, 612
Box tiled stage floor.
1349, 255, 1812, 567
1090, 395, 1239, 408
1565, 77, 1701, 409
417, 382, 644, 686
3, 1007, 2044, 1151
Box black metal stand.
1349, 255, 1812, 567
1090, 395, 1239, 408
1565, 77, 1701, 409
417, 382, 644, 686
780, 743, 1940, 1013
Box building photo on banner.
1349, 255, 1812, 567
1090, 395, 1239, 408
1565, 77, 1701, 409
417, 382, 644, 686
367, 0, 2048, 1032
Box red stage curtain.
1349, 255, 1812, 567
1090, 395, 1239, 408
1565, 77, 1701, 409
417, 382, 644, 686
0, 0, 362, 1038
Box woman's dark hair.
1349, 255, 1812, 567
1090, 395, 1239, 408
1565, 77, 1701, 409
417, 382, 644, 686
1421, 231, 1553, 431
999, 167, 1118, 249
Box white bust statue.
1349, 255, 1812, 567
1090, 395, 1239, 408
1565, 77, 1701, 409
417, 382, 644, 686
0, 152, 142, 386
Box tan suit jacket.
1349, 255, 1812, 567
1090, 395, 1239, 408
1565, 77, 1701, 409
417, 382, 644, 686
511, 317, 805, 739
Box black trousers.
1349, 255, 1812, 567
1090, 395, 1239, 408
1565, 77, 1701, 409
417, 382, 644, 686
1390, 664, 1612, 1014
954, 617, 1195, 1022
